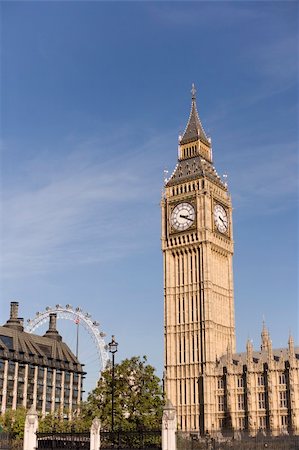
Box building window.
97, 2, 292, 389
257, 375, 265, 386
279, 373, 286, 385
238, 417, 245, 430
218, 395, 224, 412
281, 415, 288, 428
258, 392, 265, 409
217, 378, 224, 389
259, 416, 266, 430
218, 418, 225, 429
237, 377, 244, 388
237, 394, 245, 410
279, 391, 287, 408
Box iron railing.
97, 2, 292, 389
101, 430, 161, 449
37, 432, 90, 450
177, 431, 299, 450
37, 430, 161, 450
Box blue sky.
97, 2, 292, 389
1, 1, 298, 395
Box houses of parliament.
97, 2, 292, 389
161, 85, 299, 436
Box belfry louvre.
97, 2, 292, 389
0, 301, 85, 417
161, 86, 299, 436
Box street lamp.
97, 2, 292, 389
108, 335, 118, 434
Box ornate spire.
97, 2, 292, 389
180, 83, 209, 145
261, 321, 270, 351
246, 339, 253, 357
288, 333, 295, 357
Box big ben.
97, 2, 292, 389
162, 85, 236, 433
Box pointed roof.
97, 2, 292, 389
165, 155, 224, 187
180, 84, 209, 145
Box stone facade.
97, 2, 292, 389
162, 86, 299, 436
0, 302, 85, 418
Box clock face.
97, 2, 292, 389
170, 202, 195, 232
214, 204, 228, 233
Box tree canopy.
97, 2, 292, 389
0, 407, 27, 438
1, 356, 164, 434
83, 355, 164, 430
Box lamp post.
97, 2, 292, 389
108, 335, 118, 435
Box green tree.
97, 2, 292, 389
0, 407, 27, 438
83, 356, 164, 431
38, 411, 90, 432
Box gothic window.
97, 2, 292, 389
281, 415, 289, 428
181, 296, 185, 323
181, 381, 185, 406
179, 337, 182, 364
192, 334, 195, 362
279, 391, 287, 408
218, 418, 225, 429
237, 377, 244, 388
193, 415, 197, 429
194, 294, 198, 321
178, 297, 181, 324
217, 378, 224, 389
218, 395, 224, 412
182, 336, 185, 363
257, 375, 265, 386
192, 295, 194, 322
238, 417, 245, 430
237, 394, 245, 410
184, 380, 187, 405
279, 373, 286, 385
258, 392, 265, 409
196, 334, 200, 362
259, 416, 266, 429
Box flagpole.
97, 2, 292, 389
76, 319, 79, 359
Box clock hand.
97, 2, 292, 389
180, 214, 193, 221
218, 216, 226, 225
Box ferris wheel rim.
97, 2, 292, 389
24, 304, 110, 374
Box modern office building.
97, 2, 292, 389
161, 86, 299, 436
0, 301, 85, 418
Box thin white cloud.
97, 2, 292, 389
148, 3, 260, 28
0, 127, 170, 279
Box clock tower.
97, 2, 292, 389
162, 85, 236, 432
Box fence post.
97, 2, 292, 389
162, 400, 177, 450
23, 406, 38, 450
90, 418, 101, 450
